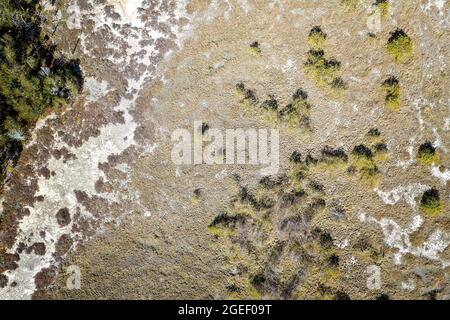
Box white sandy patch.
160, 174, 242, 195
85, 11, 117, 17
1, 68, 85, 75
84, 77, 110, 103
375, 184, 429, 209
359, 212, 449, 267
430, 165, 450, 184
67, 4, 82, 29
108, 0, 145, 24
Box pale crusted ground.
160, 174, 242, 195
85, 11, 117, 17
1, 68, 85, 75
0, 0, 449, 300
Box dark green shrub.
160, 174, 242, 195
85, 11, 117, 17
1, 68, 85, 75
0, 0, 83, 178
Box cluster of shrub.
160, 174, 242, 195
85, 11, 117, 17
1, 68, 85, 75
0, 0, 83, 180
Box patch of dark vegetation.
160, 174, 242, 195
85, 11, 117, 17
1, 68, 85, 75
417, 141, 439, 165
280, 190, 306, 208
382, 76, 400, 110
193, 188, 203, 198
352, 144, 373, 158
0, 0, 83, 180
259, 174, 288, 189
260, 95, 278, 111
250, 272, 266, 290
328, 254, 339, 267
329, 203, 346, 220
292, 89, 308, 101
304, 198, 326, 222
304, 38, 344, 88
278, 88, 312, 128
308, 180, 324, 192
236, 82, 245, 92
27, 242, 46, 255
420, 187, 442, 216
374, 143, 388, 152
249, 41, 261, 55
56, 207, 71, 227
331, 77, 347, 89
34, 267, 55, 290
244, 89, 258, 104
305, 153, 318, 166
376, 293, 390, 300
279, 215, 303, 233
290, 151, 303, 163
0, 252, 19, 272
418, 141, 435, 156
236, 82, 258, 105
368, 128, 381, 137
309, 26, 327, 39
311, 228, 333, 249
210, 212, 246, 229
335, 291, 351, 300
387, 28, 413, 63
421, 188, 440, 207
0, 273, 7, 288
321, 146, 348, 162
237, 186, 262, 209
226, 284, 241, 293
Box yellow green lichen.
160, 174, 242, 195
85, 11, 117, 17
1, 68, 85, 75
278, 90, 311, 128
382, 76, 401, 110
248, 41, 262, 57
419, 188, 443, 217
387, 29, 413, 63
305, 49, 342, 87
417, 142, 440, 165
307, 26, 327, 49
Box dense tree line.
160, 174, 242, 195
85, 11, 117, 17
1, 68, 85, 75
0, 0, 83, 181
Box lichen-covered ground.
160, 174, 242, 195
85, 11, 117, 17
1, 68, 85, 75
0, 0, 449, 300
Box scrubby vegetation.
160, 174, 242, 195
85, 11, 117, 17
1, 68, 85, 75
0, 0, 83, 181
304, 27, 345, 90
278, 89, 311, 128
249, 41, 261, 56
420, 188, 442, 217
209, 156, 338, 299
209, 136, 392, 298
382, 76, 400, 110
236, 83, 312, 130
387, 29, 413, 63
307, 26, 327, 49
417, 142, 440, 165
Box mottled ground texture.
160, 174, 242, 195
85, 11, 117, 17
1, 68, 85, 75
0, 0, 449, 300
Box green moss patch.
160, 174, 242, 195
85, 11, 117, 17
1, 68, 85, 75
305, 49, 342, 87
387, 29, 413, 63
278, 89, 311, 128
420, 188, 443, 217
417, 142, 440, 165
308, 26, 327, 49
350, 145, 380, 186
249, 41, 262, 56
